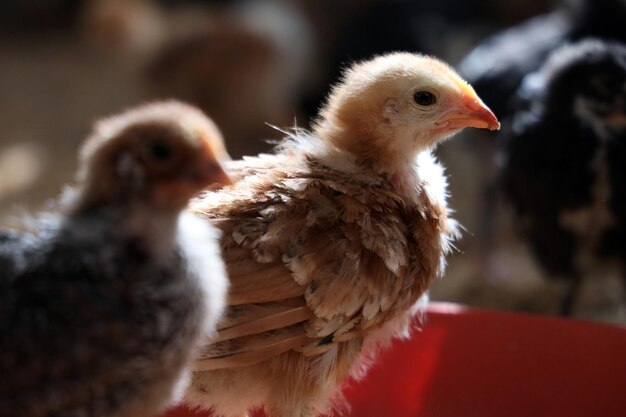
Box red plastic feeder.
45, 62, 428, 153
163, 302, 626, 417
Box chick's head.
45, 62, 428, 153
539, 40, 626, 134
77, 101, 231, 211
315, 52, 499, 171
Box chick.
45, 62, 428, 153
0, 101, 230, 417
186, 52, 499, 417
500, 39, 626, 316
457, 0, 626, 279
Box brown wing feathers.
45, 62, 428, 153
212, 298, 313, 343
196, 325, 311, 370
192, 154, 445, 369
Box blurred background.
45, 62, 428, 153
1, 0, 625, 324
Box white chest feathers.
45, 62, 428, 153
176, 211, 229, 338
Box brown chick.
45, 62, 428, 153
0, 101, 230, 417
186, 52, 500, 417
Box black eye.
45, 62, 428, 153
413, 91, 436, 106
148, 141, 173, 162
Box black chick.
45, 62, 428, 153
459, 0, 626, 120
501, 39, 626, 315
0, 101, 231, 417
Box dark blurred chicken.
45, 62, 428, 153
457, 0, 626, 289
460, 0, 626, 120
501, 40, 626, 315
0, 101, 230, 417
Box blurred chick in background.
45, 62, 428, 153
186, 53, 499, 417
0, 101, 230, 417
501, 40, 626, 319
453, 0, 626, 313
83, 0, 315, 158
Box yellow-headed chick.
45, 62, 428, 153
0, 101, 230, 417
186, 53, 499, 417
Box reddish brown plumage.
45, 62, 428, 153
186, 53, 498, 417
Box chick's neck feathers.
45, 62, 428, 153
313, 79, 415, 175
314, 117, 407, 174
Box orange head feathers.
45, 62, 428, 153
75, 101, 231, 211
